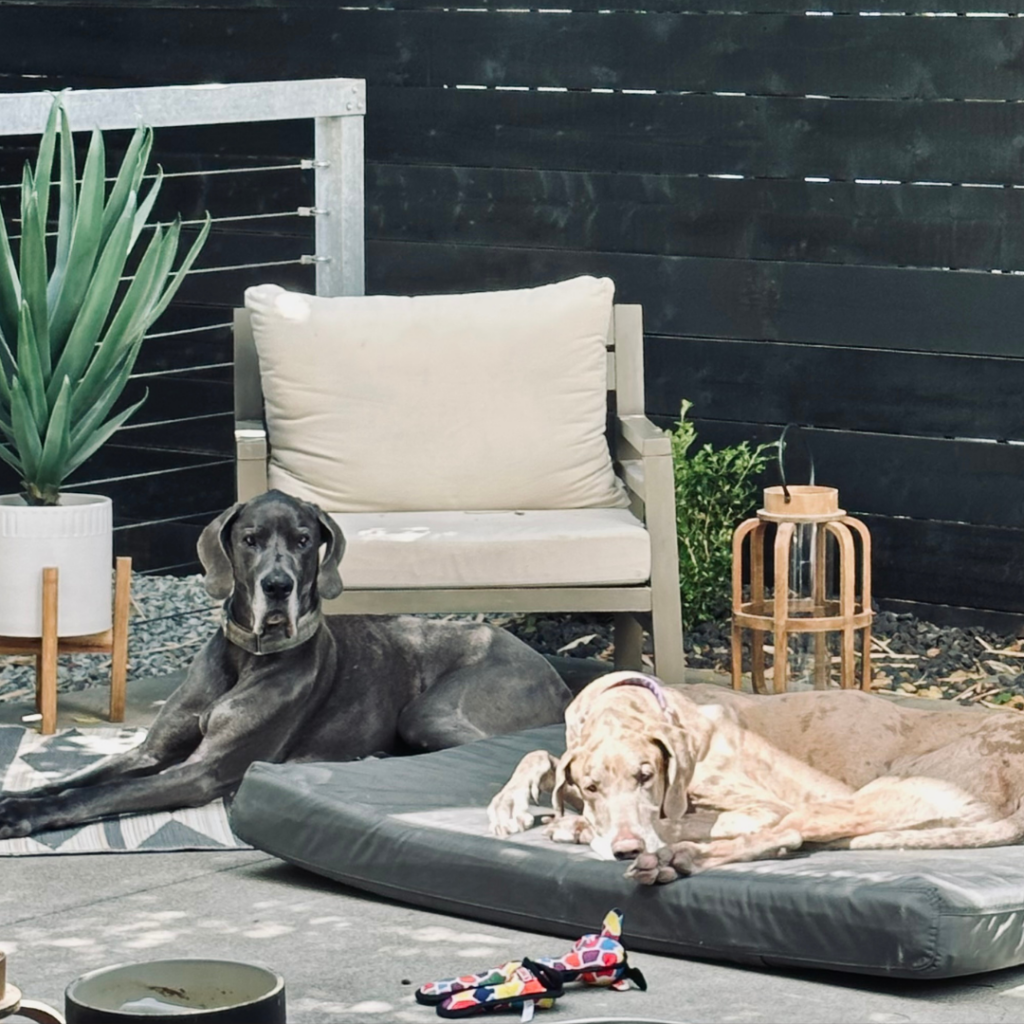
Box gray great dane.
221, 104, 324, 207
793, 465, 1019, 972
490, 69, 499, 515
0, 490, 572, 839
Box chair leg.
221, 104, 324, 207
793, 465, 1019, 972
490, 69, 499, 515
39, 567, 59, 736
650, 598, 685, 685
613, 613, 643, 672
109, 556, 131, 723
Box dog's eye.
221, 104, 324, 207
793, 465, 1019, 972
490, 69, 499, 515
584, 782, 599, 794
637, 766, 654, 784
242, 534, 258, 548
296, 534, 311, 549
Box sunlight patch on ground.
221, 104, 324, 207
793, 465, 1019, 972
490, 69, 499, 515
243, 922, 296, 940
396, 925, 504, 945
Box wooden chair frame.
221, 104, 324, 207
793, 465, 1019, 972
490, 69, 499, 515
233, 304, 685, 682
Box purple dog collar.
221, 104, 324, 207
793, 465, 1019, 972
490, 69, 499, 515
604, 673, 670, 711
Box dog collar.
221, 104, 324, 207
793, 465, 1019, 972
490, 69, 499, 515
222, 604, 323, 656
604, 673, 670, 711
604, 672, 685, 729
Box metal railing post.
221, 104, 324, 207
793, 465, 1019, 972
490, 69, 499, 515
315, 81, 365, 297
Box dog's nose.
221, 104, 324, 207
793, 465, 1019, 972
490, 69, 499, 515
611, 829, 644, 861
260, 571, 294, 600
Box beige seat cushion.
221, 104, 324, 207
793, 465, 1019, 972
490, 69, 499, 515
244, 277, 628, 513
330, 509, 651, 589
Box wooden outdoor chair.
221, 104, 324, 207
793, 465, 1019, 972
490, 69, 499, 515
233, 277, 685, 681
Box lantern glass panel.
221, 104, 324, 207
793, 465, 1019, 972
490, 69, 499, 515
784, 523, 838, 688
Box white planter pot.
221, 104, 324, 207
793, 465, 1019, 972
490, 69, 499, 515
0, 493, 113, 637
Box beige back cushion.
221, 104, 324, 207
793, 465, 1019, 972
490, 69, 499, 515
244, 277, 629, 513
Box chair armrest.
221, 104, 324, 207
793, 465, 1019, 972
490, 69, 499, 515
235, 419, 268, 502
235, 419, 267, 461
618, 414, 671, 457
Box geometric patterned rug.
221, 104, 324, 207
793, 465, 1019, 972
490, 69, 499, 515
0, 725, 249, 855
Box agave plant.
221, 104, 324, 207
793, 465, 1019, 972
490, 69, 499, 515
0, 97, 210, 505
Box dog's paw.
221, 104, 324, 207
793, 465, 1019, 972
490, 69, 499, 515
626, 846, 679, 886
0, 797, 35, 840
666, 841, 705, 876
543, 814, 593, 846
487, 751, 556, 837
487, 787, 535, 837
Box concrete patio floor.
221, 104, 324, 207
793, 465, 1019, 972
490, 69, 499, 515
3, 675, 1024, 1023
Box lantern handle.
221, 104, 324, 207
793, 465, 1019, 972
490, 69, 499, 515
777, 423, 816, 503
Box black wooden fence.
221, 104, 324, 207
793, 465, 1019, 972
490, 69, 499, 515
1, 0, 1024, 626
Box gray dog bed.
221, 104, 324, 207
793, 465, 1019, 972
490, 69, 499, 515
229, 725, 1024, 980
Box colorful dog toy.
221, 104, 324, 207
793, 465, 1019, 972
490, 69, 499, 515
416, 909, 646, 1018
533, 908, 647, 992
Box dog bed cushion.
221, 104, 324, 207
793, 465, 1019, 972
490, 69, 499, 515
229, 725, 1024, 980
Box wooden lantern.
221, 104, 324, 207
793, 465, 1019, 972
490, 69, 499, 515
731, 485, 873, 693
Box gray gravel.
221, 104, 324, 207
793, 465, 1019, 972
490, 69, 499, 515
0, 573, 220, 702
0, 574, 621, 704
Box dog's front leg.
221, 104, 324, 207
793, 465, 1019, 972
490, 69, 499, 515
627, 827, 806, 885
0, 760, 234, 839
543, 814, 595, 846
0, 648, 315, 839
487, 750, 560, 836
0, 706, 281, 839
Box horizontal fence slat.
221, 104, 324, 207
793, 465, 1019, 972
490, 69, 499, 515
119, 376, 232, 427
114, 517, 213, 577
0, 449, 234, 520
16, 1, 1024, 14
863, 515, 1024, 615
118, 416, 235, 457
669, 416, 1024, 530
67, 445, 230, 485
4, 10, 1024, 101
646, 336, 1024, 442
368, 164, 1024, 272
180, 228, 312, 274
173, 263, 313, 307
366, 240, 1024, 357
370, 87, 1024, 189
134, 323, 232, 376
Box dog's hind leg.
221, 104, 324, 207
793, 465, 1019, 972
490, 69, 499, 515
398, 658, 570, 753
632, 775, 1014, 884
11, 636, 236, 797
847, 806, 1024, 851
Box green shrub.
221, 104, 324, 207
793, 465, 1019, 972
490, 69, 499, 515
670, 400, 776, 630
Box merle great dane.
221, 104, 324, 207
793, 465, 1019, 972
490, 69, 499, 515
0, 490, 572, 839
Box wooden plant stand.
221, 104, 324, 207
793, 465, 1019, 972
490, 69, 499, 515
0, 557, 131, 736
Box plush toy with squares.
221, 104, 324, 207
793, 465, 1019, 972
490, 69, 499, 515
415, 909, 646, 1018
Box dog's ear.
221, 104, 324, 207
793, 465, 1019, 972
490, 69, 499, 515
198, 502, 245, 600
552, 753, 577, 817
314, 507, 345, 600
651, 735, 689, 820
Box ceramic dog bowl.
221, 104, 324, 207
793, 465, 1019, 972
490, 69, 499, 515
64, 959, 285, 1023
